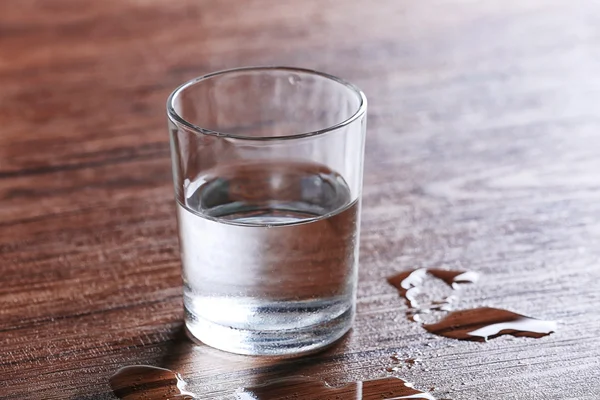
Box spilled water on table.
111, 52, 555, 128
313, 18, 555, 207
423, 307, 557, 341
387, 268, 479, 308
386, 268, 557, 341
235, 376, 436, 399
110, 365, 195, 400
110, 366, 438, 399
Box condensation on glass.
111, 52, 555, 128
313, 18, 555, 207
167, 67, 367, 356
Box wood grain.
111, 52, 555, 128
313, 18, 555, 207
1, 0, 600, 399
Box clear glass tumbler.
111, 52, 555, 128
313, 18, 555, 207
167, 67, 367, 356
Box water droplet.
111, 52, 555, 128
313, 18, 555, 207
110, 365, 196, 399
387, 269, 428, 307
411, 314, 423, 323
423, 307, 557, 341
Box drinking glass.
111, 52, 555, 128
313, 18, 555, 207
167, 67, 367, 355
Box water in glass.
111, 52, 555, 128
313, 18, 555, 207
177, 160, 359, 355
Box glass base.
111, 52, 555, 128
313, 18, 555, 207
184, 303, 354, 356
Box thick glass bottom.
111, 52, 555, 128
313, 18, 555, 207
184, 298, 354, 356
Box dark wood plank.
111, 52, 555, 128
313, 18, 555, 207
1, 0, 599, 399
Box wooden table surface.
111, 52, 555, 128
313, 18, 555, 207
1, 0, 599, 399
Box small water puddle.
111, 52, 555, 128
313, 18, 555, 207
110, 365, 195, 400
235, 376, 437, 399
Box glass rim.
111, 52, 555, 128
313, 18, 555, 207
166, 66, 367, 141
